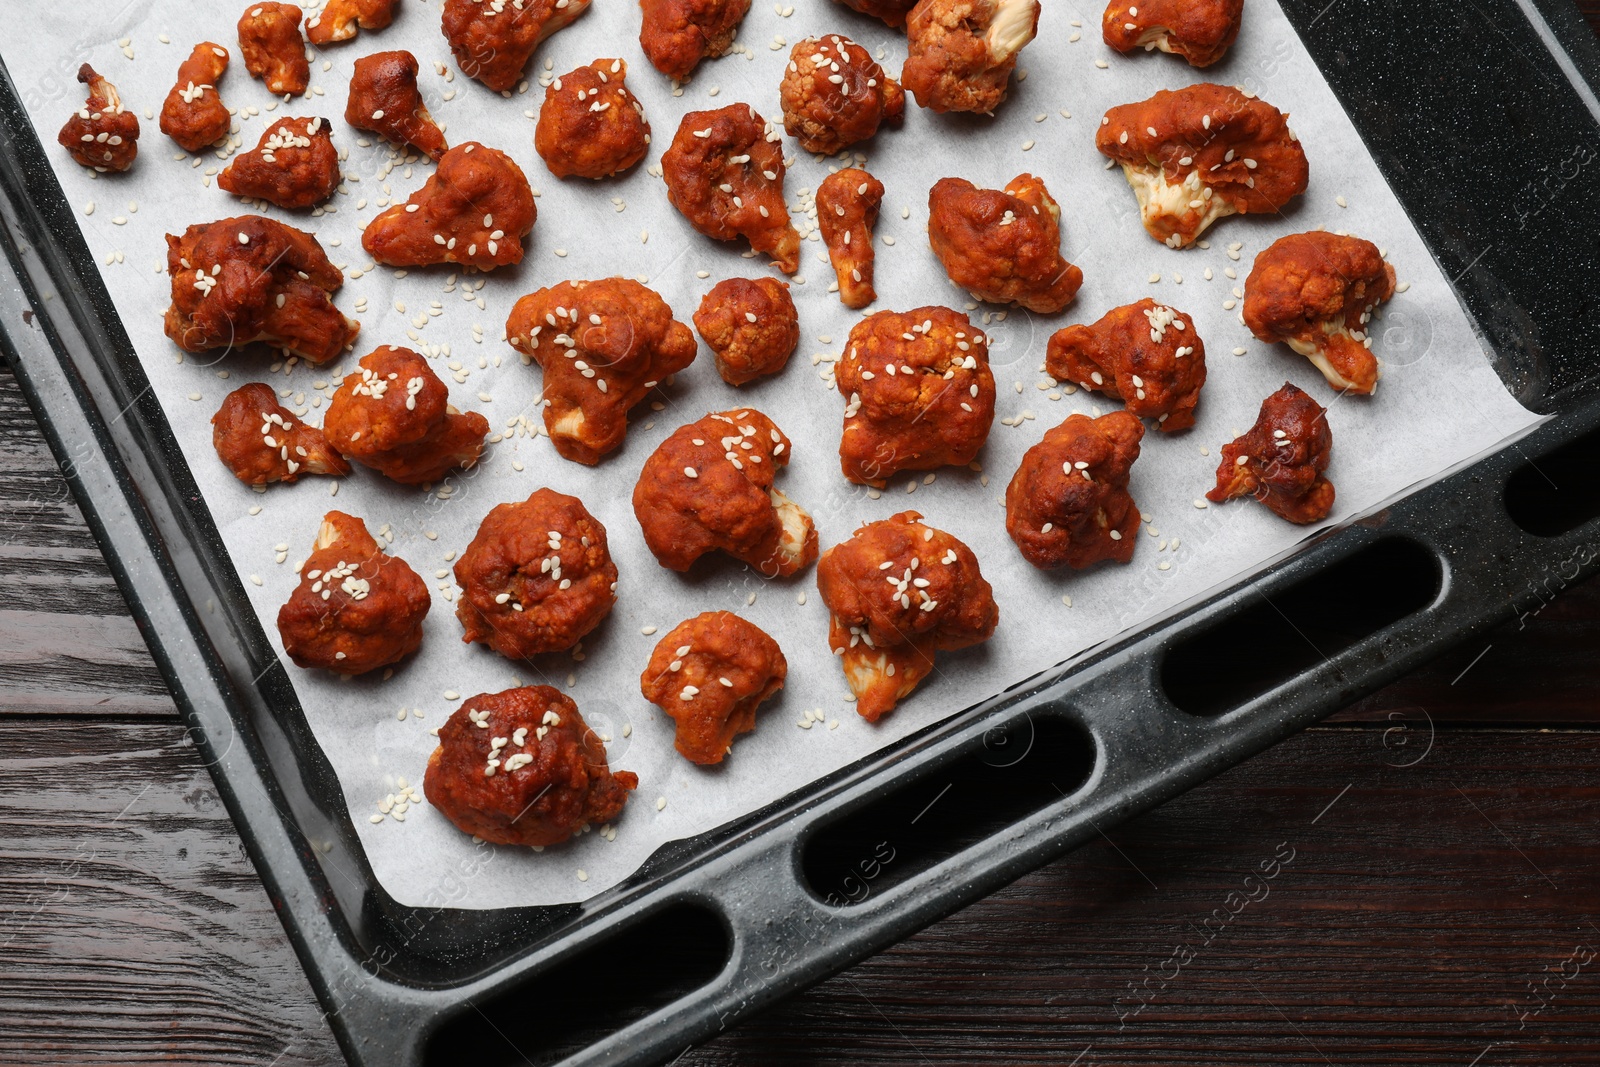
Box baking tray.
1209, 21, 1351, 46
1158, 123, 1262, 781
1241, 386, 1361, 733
4, 0, 1600, 1063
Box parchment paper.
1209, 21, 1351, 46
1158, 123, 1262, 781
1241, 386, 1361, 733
6, 0, 1540, 907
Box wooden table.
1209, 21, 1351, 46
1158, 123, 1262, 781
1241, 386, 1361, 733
7, 13, 1600, 1061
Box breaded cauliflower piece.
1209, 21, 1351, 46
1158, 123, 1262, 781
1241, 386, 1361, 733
1242, 230, 1396, 395
1101, 0, 1243, 67
1097, 83, 1309, 249
1046, 299, 1207, 431
661, 104, 802, 274
640, 0, 751, 80
59, 65, 139, 172
323, 345, 489, 484
305, 0, 398, 45
833, 0, 918, 27
640, 612, 787, 764
928, 173, 1083, 313
218, 116, 340, 209
506, 278, 698, 465
212, 383, 350, 485
238, 2, 310, 96
160, 43, 231, 153
1004, 411, 1144, 570
454, 488, 619, 659
424, 686, 636, 847
903, 0, 1040, 115
535, 58, 650, 179
442, 0, 591, 92
345, 51, 447, 161
164, 215, 358, 364
692, 278, 799, 385
1206, 382, 1334, 523
276, 510, 430, 674
816, 168, 884, 309
816, 511, 998, 720
362, 143, 535, 270
780, 35, 904, 155
836, 306, 996, 485
633, 409, 819, 577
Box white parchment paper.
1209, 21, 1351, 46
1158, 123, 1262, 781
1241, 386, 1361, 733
6, 0, 1540, 907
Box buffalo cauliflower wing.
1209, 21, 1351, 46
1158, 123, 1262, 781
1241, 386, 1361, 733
837, 306, 996, 485
346, 51, 447, 161
535, 58, 651, 179
639, 0, 751, 81
1004, 411, 1143, 570
164, 215, 358, 364
1102, 0, 1243, 67
632, 409, 818, 577
692, 278, 799, 385
238, 2, 310, 96
212, 382, 350, 485
780, 35, 904, 155
442, 0, 590, 92
640, 612, 787, 764
903, 0, 1040, 115
160, 43, 231, 153
424, 686, 636, 847
1045, 298, 1206, 431
59, 65, 139, 172
928, 173, 1083, 313
218, 116, 340, 209
661, 104, 802, 274
507, 278, 698, 464
276, 510, 430, 674
816, 168, 883, 309
1242, 230, 1396, 395
306, 0, 399, 45
1206, 381, 1334, 523
324, 345, 489, 484
816, 510, 998, 721
1097, 83, 1309, 249
454, 488, 619, 659
833, 0, 918, 27
362, 143, 535, 270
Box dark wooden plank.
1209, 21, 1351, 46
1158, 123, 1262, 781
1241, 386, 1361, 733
0, 368, 175, 716
0, 719, 342, 1065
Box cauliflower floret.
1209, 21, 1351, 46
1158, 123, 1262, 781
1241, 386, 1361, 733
633, 409, 818, 577
816, 169, 884, 309
903, 0, 1041, 115
160, 43, 231, 153
361, 143, 535, 270
1101, 0, 1244, 67
534, 58, 650, 180
1046, 299, 1207, 431
640, 612, 787, 764
238, 3, 309, 96
58, 65, 139, 172
692, 278, 799, 385
816, 511, 998, 721
212, 383, 350, 485
836, 306, 996, 485
927, 173, 1083, 313
639, 0, 751, 80
323, 345, 489, 484
442, 0, 591, 92
779, 35, 904, 156
217, 116, 340, 209
1004, 412, 1144, 570
345, 51, 448, 161
305, 0, 398, 45
1206, 382, 1335, 523
506, 278, 698, 464
1242, 230, 1396, 395
661, 104, 802, 274
1096, 83, 1308, 249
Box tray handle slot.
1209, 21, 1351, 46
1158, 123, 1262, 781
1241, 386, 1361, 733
1504, 422, 1600, 536
419, 901, 729, 1066
1159, 537, 1442, 717
798, 712, 1096, 906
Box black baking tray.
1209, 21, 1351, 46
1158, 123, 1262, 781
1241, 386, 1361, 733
5, 0, 1600, 1063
